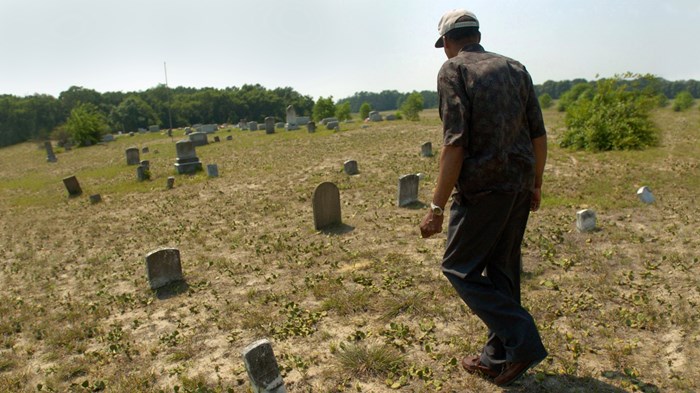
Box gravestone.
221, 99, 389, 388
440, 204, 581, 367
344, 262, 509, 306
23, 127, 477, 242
189, 132, 208, 147
102, 134, 115, 142
369, 111, 383, 122
286, 105, 297, 126
306, 121, 316, 133
213, 136, 221, 143
145, 247, 184, 289
166, 176, 175, 189
326, 121, 339, 130
184, 127, 192, 134
421, 142, 433, 157
397, 174, 419, 207
248, 121, 258, 131
296, 116, 310, 126
285, 123, 299, 131
174, 140, 203, 174
140, 160, 150, 170
226, 135, 233, 141
320, 117, 338, 125
129, 132, 135, 137
265, 117, 275, 134
385, 114, 397, 121
136, 165, 149, 181
149, 125, 160, 132
344, 160, 359, 175
89, 194, 102, 204
637, 186, 655, 204
142, 147, 149, 154
167, 129, 172, 137
576, 209, 596, 232
238, 121, 248, 130
62, 175, 82, 197
242, 339, 287, 393
312, 182, 341, 230
45, 141, 57, 162
207, 164, 219, 178
198, 124, 217, 133
125, 147, 140, 165
275, 122, 285, 129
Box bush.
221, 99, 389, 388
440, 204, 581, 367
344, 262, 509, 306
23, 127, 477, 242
560, 74, 659, 151
336, 102, 351, 121
538, 93, 553, 109
64, 103, 108, 147
400, 92, 424, 121
312, 96, 335, 121
672, 91, 694, 112
359, 102, 371, 120
557, 83, 594, 112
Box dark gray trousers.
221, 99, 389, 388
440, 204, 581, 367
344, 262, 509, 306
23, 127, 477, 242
442, 190, 547, 368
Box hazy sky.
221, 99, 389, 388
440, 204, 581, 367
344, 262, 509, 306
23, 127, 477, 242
2, 0, 699, 100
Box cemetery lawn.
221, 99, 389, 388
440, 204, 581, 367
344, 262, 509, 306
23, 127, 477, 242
0, 107, 699, 392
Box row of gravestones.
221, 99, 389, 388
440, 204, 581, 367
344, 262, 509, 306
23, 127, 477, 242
577, 186, 656, 232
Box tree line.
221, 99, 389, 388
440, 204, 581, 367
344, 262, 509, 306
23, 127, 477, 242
535, 78, 700, 100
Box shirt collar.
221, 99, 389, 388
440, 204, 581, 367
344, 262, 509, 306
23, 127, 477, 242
460, 43, 485, 53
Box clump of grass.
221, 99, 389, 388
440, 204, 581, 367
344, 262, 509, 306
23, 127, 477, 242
336, 342, 404, 377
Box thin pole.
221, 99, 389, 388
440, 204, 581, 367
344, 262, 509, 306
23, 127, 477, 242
164, 62, 174, 136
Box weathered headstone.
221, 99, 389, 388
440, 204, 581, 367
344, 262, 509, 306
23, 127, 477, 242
242, 339, 287, 393
142, 146, 149, 154
198, 124, 217, 133
166, 176, 175, 189
248, 121, 258, 131
576, 209, 597, 232
344, 160, 359, 175
421, 142, 433, 157
184, 127, 192, 134
238, 121, 248, 130
320, 117, 338, 125
296, 116, 310, 126
326, 121, 339, 131
226, 135, 233, 141
213, 136, 221, 143
385, 114, 397, 121
285, 123, 299, 131
207, 164, 219, 178
397, 174, 419, 207
140, 160, 150, 170
369, 111, 383, 122
312, 182, 342, 230
149, 125, 160, 132
286, 105, 297, 126
265, 117, 275, 134
62, 175, 82, 197
102, 134, 115, 142
45, 141, 57, 162
145, 247, 184, 289
306, 121, 316, 133
125, 147, 140, 165
188, 132, 208, 147
174, 140, 203, 174
89, 194, 102, 204
136, 165, 149, 181
275, 122, 285, 129
637, 186, 655, 204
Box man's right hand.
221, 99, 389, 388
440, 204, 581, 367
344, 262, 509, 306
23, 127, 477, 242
420, 211, 444, 238
531, 187, 542, 211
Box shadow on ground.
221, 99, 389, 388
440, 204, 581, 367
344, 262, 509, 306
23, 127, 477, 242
503, 372, 656, 392
153, 280, 190, 300
319, 223, 355, 235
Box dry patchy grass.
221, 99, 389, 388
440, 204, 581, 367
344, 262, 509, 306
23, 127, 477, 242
0, 107, 699, 392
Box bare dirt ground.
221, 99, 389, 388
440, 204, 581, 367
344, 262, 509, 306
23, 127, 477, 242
1, 108, 699, 392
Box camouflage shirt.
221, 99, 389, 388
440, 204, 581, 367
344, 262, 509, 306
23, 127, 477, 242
438, 43, 545, 203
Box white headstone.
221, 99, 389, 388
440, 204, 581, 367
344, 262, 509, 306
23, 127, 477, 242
397, 174, 419, 207
576, 209, 597, 232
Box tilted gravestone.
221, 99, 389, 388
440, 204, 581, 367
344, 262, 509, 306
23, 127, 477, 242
145, 247, 184, 289
62, 175, 82, 197
576, 209, 596, 232
125, 147, 140, 165
188, 132, 208, 147
248, 121, 258, 131
306, 121, 316, 133
45, 141, 57, 163
326, 121, 339, 131
344, 160, 359, 175
242, 339, 287, 393
207, 164, 219, 178
397, 174, 419, 207
265, 117, 275, 134
637, 186, 655, 204
174, 140, 203, 174
312, 182, 342, 230
421, 142, 433, 157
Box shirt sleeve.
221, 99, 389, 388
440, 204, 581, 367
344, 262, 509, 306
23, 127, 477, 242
524, 69, 546, 139
438, 61, 470, 148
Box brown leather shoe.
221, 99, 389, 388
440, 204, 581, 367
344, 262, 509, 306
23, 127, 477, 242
493, 358, 543, 386
461, 356, 501, 378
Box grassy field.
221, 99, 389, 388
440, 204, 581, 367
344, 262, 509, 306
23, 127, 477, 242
0, 106, 698, 392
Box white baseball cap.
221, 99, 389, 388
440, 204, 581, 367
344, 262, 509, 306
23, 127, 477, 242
435, 9, 479, 48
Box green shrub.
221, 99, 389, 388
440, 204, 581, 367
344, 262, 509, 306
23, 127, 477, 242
538, 93, 553, 109
64, 103, 108, 147
672, 91, 694, 112
336, 102, 351, 121
557, 82, 594, 112
560, 74, 659, 151
312, 96, 335, 121
400, 92, 424, 121
359, 102, 371, 120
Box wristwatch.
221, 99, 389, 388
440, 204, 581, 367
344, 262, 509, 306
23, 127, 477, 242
430, 202, 444, 216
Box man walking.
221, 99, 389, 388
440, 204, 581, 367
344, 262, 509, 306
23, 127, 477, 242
420, 9, 548, 387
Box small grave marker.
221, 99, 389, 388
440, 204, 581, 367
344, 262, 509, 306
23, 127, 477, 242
136, 165, 149, 181
326, 121, 339, 131
89, 194, 102, 204
226, 135, 233, 141
397, 174, 419, 207
213, 136, 221, 143
188, 132, 208, 147
265, 117, 275, 134
307, 121, 316, 133
125, 147, 140, 165
142, 146, 149, 154
637, 186, 655, 204
207, 164, 219, 178
45, 141, 57, 163
62, 175, 82, 197
248, 121, 258, 131
312, 182, 342, 230
145, 247, 184, 289
344, 160, 359, 175
242, 339, 286, 393
166, 176, 175, 189
421, 142, 433, 157
140, 160, 150, 170
576, 209, 596, 232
